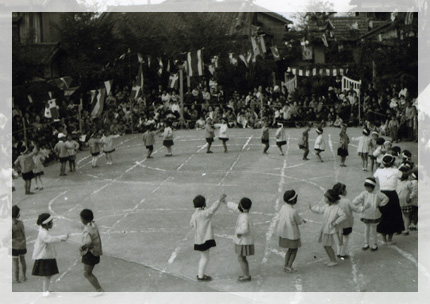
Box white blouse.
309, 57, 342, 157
374, 167, 401, 191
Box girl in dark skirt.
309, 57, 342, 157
337, 125, 350, 167
32, 213, 68, 297
163, 120, 174, 156
374, 154, 405, 245
190, 194, 227, 282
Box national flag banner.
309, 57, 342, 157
251, 36, 260, 61
27, 95, 33, 104
305, 70, 310, 77
292, 68, 296, 75
157, 58, 164, 77
64, 86, 79, 96
339, 68, 344, 76
270, 46, 280, 61
168, 73, 179, 89
104, 80, 113, 95
137, 53, 144, 63
302, 46, 312, 60
333, 69, 337, 76
166, 60, 171, 73
312, 68, 317, 76
258, 35, 267, 54
298, 69, 303, 76
187, 49, 204, 77
326, 69, 330, 76
405, 11, 414, 25
44, 99, 59, 119
91, 88, 106, 118
285, 76, 297, 93
48, 76, 73, 90
322, 33, 329, 47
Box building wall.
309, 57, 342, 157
257, 13, 287, 47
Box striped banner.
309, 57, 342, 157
187, 49, 204, 77
289, 67, 348, 77
341, 76, 361, 95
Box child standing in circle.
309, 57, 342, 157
190, 194, 226, 282
261, 121, 270, 154
100, 130, 120, 165
14, 145, 37, 194
32, 213, 69, 297
65, 134, 79, 172
309, 189, 346, 266
314, 127, 325, 162
54, 134, 69, 176
352, 177, 389, 251
163, 120, 174, 156
372, 137, 386, 170
368, 131, 379, 172
354, 128, 371, 171
32, 145, 45, 190
409, 171, 418, 231
205, 118, 215, 154
277, 190, 305, 273
218, 118, 229, 153
227, 197, 255, 282
332, 183, 363, 258
299, 124, 311, 160
12, 205, 27, 283
396, 165, 413, 235
142, 124, 158, 159
275, 122, 287, 156
337, 125, 350, 167
88, 132, 102, 168
80, 209, 104, 294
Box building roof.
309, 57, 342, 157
26, 42, 61, 65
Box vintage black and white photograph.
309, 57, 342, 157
1, 0, 428, 302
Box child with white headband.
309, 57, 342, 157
32, 213, 69, 297
352, 177, 389, 251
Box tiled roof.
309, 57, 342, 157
309, 15, 369, 41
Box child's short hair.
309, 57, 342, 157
364, 177, 377, 189
324, 189, 339, 203
80, 209, 94, 222
332, 183, 346, 196
238, 197, 252, 212
362, 129, 370, 136
20, 145, 27, 154
316, 127, 323, 134
12, 205, 20, 218
376, 138, 385, 145
37, 213, 52, 227
402, 149, 412, 160
193, 195, 206, 208
283, 190, 298, 205
391, 146, 401, 156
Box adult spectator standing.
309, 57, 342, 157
374, 154, 405, 245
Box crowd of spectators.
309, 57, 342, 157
12, 79, 418, 167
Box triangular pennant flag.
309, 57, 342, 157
322, 33, 329, 47
239, 54, 249, 68
104, 80, 113, 95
